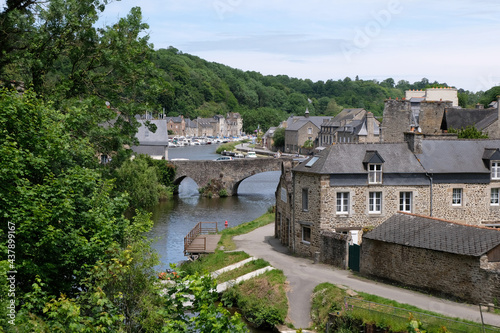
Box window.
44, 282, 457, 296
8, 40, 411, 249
308, 127, 312, 135
369, 192, 382, 213
399, 192, 412, 212
302, 225, 311, 243
336, 192, 349, 214
492, 162, 500, 180
302, 188, 309, 211
281, 187, 287, 203
491, 188, 499, 206
452, 188, 462, 206
368, 164, 382, 184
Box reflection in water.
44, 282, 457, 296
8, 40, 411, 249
147, 171, 280, 269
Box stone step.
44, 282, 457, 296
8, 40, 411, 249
211, 257, 257, 278
216, 266, 275, 293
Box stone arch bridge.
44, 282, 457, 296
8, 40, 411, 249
170, 157, 294, 196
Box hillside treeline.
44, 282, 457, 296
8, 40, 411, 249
152, 47, 498, 133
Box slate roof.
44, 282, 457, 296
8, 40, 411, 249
441, 108, 497, 131
135, 119, 169, 145
364, 212, 500, 257
414, 139, 500, 173
294, 143, 424, 174
286, 115, 331, 131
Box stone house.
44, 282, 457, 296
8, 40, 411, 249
441, 96, 500, 138
263, 126, 276, 150
131, 119, 169, 160
224, 112, 243, 138
284, 109, 330, 154
319, 109, 380, 146
166, 116, 186, 137
361, 212, 500, 304
382, 93, 500, 143
275, 135, 500, 258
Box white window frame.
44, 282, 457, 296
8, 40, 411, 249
368, 164, 382, 184
369, 192, 382, 214
452, 188, 462, 206
492, 162, 500, 180
302, 225, 311, 244
399, 192, 412, 212
336, 192, 349, 214
491, 188, 500, 206
308, 127, 312, 135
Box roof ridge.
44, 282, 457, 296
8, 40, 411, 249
396, 212, 499, 231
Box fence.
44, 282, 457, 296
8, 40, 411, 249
183, 222, 218, 255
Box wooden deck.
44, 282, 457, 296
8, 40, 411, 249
184, 222, 220, 256
184, 234, 221, 255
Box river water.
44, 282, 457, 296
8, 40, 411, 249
148, 144, 280, 270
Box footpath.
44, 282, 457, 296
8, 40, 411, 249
233, 223, 500, 331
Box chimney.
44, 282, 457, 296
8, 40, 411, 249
404, 131, 423, 154
305, 108, 310, 118
366, 112, 375, 142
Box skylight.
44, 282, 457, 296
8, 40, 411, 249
305, 156, 319, 167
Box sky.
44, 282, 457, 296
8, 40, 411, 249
4, 0, 500, 91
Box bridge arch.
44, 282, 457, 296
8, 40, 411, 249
171, 158, 293, 196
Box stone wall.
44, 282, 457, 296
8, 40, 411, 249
431, 183, 500, 225
360, 239, 500, 304
318, 184, 431, 230
320, 230, 349, 269
380, 100, 412, 143
418, 101, 452, 135
294, 172, 323, 257
275, 161, 293, 248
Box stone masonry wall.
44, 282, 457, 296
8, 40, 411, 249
294, 172, 323, 258
320, 230, 349, 269
418, 101, 452, 135
319, 184, 431, 231
360, 239, 500, 304
431, 183, 500, 225
380, 100, 412, 143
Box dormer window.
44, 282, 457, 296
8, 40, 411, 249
492, 161, 500, 180
369, 164, 382, 184
363, 150, 385, 184
483, 148, 500, 180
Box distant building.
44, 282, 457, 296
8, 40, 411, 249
284, 109, 330, 154
132, 119, 169, 160
405, 87, 459, 107
319, 109, 380, 145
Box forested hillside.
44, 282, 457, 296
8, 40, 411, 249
151, 47, 498, 133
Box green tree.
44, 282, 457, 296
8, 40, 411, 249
115, 155, 161, 209
448, 125, 489, 139
273, 127, 285, 149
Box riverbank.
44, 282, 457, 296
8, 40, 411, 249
181, 213, 500, 332
233, 223, 500, 332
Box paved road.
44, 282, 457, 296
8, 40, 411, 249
233, 223, 500, 330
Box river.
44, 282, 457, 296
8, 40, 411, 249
148, 144, 280, 269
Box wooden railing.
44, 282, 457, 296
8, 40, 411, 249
184, 222, 218, 255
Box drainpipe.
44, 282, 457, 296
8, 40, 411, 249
425, 172, 433, 217
291, 171, 296, 253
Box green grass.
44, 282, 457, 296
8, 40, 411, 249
214, 258, 269, 283
218, 211, 274, 251
180, 251, 249, 275
221, 269, 288, 329
311, 283, 500, 333
216, 141, 241, 154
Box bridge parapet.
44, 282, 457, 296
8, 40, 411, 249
171, 157, 294, 196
